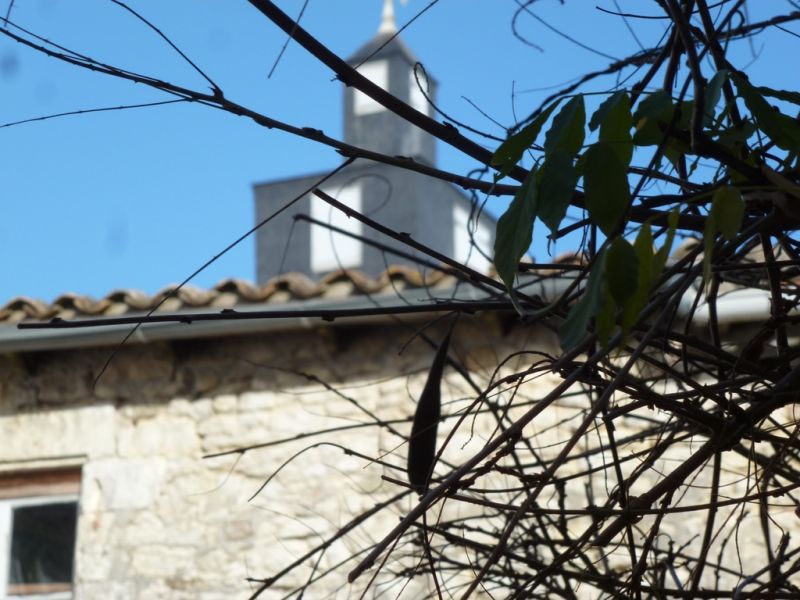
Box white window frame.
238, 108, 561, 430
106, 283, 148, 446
453, 203, 492, 274
310, 183, 363, 272
409, 67, 430, 116
353, 60, 389, 115
0, 494, 78, 600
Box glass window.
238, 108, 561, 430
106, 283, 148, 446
0, 469, 80, 599
310, 183, 363, 272
409, 67, 430, 115
353, 60, 389, 115
453, 203, 492, 274
8, 502, 77, 595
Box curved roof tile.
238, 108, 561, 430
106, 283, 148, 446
0, 268, 457, 324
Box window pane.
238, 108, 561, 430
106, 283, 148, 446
8, 502, 77, 587
353, 60, 388, 115
310, 184, 363, 272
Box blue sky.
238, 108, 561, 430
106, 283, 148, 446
0, 1, 795, 303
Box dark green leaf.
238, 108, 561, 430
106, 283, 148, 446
583, 142, 630, 236
544, 95, 585, 157
715, 120, 756, 148
710, 186, 744, 240
675, 100, 694, 131
599, 92, 633, 166
407, 329, 451, 492
732, 73, 800, 151
538, 149, 578, 234
560, 251, 607, 350
704, 70, 728, 126
494, 170, 538, 288
633, 90, 673, 146
606, 237, 638, 305
702, 188, 742, 286
589, 91, 626, 131
622, 223, 654, 334
633, 90, 673, 123
596, 288, 616, 349
663, 142, 686, 172
492, 101, 560, 179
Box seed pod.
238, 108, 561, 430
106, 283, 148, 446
407, 329, 452, 492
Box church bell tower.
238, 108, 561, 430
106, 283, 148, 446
253, 1, 495, 283
343, 0, 437, 165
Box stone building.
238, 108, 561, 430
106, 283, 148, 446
0, 266, 795, 599
0, 3, 502, 598
0, 271, 516, 599
0, 2, 797, 599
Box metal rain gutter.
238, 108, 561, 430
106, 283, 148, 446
0, 273, 788, 353
0, 283, 504, 353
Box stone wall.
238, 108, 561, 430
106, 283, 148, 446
0, 318, 543, 599
0, 317, 797, 598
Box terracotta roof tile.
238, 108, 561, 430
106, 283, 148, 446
0, 268, 456, 325
5, 249, 795, 326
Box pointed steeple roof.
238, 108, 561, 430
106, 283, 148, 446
378, 0, 398, 35
347, 0, 419, 66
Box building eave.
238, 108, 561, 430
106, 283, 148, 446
0, 284, 495, 353
0, 268, 791, 353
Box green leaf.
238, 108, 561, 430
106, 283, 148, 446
583, 142, 630, 236
663, 141, 689, 172
407, 329, 451, 492
653, 207, 679, 276
710, 186, 744, 240
606, 237, 638, 305
559, 251, 607, 350
675, 100, 695, 131
716, 121, 757, 183
634, 90, 673, 123
704, 70, 728, 126
622, 223, 655, 334
537, 149, 578, 234
493, 169, 538, 288
715, 120, 756, 152
633, 90, 673, 146
544, 95, 585, 157
589, 91, 626, 131
599, 92, 633, 166
492, 101, 560, 179
596, 288, 616, 349
702, 188, 742, 286
732, 73, 800, 151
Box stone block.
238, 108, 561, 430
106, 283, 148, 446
74, 581, 138, 599
237, 390, 274, 412
34, 358, 90, 404
83, 458, 166, 510
74, 511, 116, 582
117, 414, 199, 458
131, 545, 196, 579
212, 394, 238, 413
197, 413, 240, 439
122, 510, 166, 545
0, 403, 115, 462
138, 578, 202, 600
172, 396, 214, 420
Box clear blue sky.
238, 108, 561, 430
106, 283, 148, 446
0, 1, 794, 303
